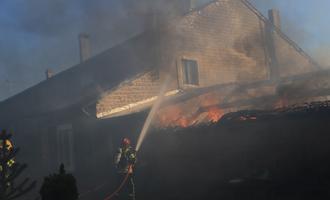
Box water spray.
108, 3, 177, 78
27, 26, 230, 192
103, 76, 171, 200
135, 75, 171, 152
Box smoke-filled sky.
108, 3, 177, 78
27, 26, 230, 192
0, 0, 329, 100
250, 0, 330, 66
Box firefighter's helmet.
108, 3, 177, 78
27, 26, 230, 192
122, 138, 131, 146
0, 140, 13, 151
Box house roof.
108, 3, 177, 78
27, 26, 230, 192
0, 31, 157, 122
238, 0, 320, 68
0, 0, 320, 122
181, 0, 320, 68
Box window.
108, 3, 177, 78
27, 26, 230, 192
56, 124, 74, 171
182, 59, 199, 86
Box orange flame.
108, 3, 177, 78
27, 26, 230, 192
177, 117, 190, 128
207, 107, 224, 123
155, 103, 225, 128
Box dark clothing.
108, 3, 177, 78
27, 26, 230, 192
114, 145, 137, 200
116, 173, 135, 200
114, 146, 136, 173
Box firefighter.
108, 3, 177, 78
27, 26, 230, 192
0, 139, 15, 170
114, 138, 137, 200
0, 138, 15, 188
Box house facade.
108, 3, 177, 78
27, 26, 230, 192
96, 0, 318, 120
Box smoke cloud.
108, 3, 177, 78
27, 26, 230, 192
250, 0, 330, 68
0, 0, 329, 100
313, 46, 330, 67
0, 0, 147, 100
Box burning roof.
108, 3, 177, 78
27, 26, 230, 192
0, 0, 324, 127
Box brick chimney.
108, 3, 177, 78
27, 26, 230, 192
180, 0, 198, 13
190, 0, 197, 10
268, 9, 281, 29
45, 69, 53, 80
79, 33, 91, 63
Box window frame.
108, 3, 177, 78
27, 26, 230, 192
181, 58, 199, 86
56, 124, 75, 172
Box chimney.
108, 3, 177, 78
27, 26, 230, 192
190, 0, 197, 10
181, 0, 197, 13
79, 33, 91, 63
268, 9, 281, 29
45, 69, 53, 80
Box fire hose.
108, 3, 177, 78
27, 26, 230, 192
103, 77, 170, 200
103, 165, 133, 200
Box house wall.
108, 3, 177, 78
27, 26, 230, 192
96, 0, 319, 119
161, 0, 318, 88
272, 32, 317, 77
97, 0, 271, 117
161, 0, 270, 88
7, 108, 137, 199
96, 70, 162, 118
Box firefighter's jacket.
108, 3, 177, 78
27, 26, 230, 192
114, 146, 136, 174
0, 140, 15, 171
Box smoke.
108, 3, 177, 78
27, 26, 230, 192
0, 0, 149, 100
0, 0, 187, 100
0, 0, 329, 100
313, 46, 330, 67
249, 0, 330, 67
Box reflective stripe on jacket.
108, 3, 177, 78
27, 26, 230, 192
114, 146, 136, 173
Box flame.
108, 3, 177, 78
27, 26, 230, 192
154, 87, 267, 128
154, 90, 227, 128
207, 107, 224, 122
155, 105, 197, 128
177, 117, 190, 128
155, 102, 225, 128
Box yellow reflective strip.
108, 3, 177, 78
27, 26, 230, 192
7, 159, 15, 167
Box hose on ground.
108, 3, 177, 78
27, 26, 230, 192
103, 165, 132, 200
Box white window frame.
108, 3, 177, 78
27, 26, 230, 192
179, 58, 200, 88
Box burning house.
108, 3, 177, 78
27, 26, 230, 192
95, 0, 320, 127
0, 0, 329, 198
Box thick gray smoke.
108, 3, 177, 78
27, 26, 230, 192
0, 0, 148, 100
250, 0, 330, 68
0, 0, 188, 100
0, 0, 329, 100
